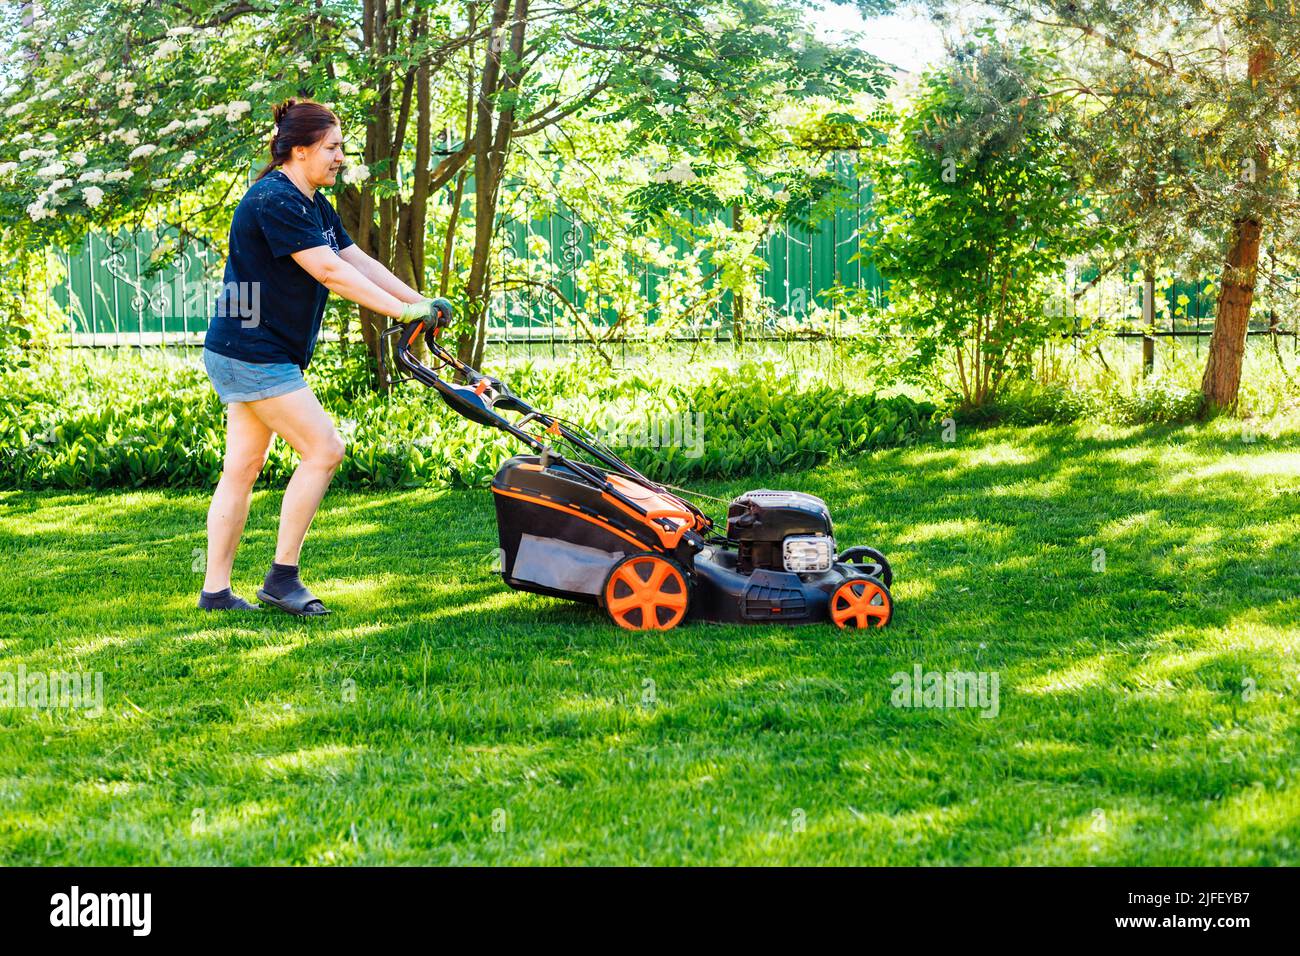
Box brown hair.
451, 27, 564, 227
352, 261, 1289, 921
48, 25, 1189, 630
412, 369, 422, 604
252, 98, 340, 182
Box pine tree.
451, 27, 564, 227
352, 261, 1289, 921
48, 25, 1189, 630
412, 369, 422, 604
962, 1, 1300, 412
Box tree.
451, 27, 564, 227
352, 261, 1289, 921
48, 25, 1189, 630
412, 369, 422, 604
960, 1, 1300, 413
862, 40, 1092, 408
0, 0, 889, 386
484, 85, 886, 356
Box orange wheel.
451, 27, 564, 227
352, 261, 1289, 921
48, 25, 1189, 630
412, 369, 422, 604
830, 576, 893, 629
601, 554, 690, 631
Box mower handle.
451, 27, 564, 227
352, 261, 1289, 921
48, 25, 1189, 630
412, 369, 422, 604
396, 317, 425, 353
391, 316, 533, 429
387, 302, 711, 535
394, 297, 454, 352
418, 297, 454, 345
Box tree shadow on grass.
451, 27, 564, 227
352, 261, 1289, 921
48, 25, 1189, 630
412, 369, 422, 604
4, 421, 1300, 863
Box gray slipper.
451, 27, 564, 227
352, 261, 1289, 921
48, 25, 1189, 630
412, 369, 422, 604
256, 584, 331, 617
198, 590, 261, 611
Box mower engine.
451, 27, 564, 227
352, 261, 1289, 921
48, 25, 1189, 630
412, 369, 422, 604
727, 490, 835, 575
682, 487, 893, 627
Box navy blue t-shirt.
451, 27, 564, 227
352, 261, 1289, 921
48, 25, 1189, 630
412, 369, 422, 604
205, 168, 354, 369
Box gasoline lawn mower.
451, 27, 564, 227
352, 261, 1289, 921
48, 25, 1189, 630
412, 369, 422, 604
384, 301, 895, 632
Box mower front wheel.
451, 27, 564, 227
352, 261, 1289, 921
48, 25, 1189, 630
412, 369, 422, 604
600, 553, 690, 631
829, 575, 893, 629
836, 546, 893, 587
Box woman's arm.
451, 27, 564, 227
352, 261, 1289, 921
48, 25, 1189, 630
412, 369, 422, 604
290, 245, 413, 319
338, 244, 424, 305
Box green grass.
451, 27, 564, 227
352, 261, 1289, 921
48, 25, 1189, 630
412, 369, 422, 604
2, 417, 1300, 865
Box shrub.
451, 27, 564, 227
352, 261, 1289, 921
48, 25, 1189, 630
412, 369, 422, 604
1110, 378, 1203, 424
860, 42, 1096, 409
954, 381, 1101, 426
0, 349, 936, 491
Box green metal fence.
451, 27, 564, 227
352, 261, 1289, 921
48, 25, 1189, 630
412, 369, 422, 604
489, 162, 884, 340
37, 158, 1286, 347
41, 162, 889, 345
48, 227, 225, 344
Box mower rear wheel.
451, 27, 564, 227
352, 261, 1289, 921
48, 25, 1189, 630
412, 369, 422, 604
836, 546, 893, 587
829, 575, 893, 629
601, 553, 690, 631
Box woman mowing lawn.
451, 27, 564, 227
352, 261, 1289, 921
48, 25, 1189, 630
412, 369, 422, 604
199, 98, 443, 616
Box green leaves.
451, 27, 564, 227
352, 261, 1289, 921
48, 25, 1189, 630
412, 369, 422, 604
0, 348, 935, 492
858, 41, 1091, 407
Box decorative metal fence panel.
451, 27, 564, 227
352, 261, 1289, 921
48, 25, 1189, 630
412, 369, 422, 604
40, 158, 1294, 347
44, 163, 891, 345
487, 162, 884, 339
49, 228, 223, 344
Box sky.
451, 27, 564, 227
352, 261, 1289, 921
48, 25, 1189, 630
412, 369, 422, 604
807, 1, 949, 75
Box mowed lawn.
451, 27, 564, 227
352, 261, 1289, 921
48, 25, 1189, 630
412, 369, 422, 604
2, 419, 1300, 865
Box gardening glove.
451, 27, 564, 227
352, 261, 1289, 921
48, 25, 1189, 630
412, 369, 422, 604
398, 297, 455, 328
399, 298, 435, 323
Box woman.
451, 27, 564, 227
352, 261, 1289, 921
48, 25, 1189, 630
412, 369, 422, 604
199, 98, 440, 616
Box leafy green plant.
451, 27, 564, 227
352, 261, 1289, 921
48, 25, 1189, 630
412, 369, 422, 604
1110, 379, 1204, 425
0, 348, 936, 492
860, 40, 1095, 409
956, 381, 1101, 426
0, 243, 66, 370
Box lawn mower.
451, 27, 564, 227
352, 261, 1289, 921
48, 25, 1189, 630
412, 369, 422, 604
383, 300, 895, 632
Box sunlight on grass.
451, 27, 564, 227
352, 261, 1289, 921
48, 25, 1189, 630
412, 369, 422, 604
897, 518, 988, 543
553, 693, 622, 719
1051, 807, 1138, 859
1111, 444, 1164, 466
1011, 739, 1088, 757
4, 422, 1300, 864
19, 632, 134, 659
314, 576, 399, 602
237, 701, 308, 731
1207, 782, 1300, 835
73, 779, 137, 798
858, 802, 975, 849
237, 643, 299, 663
256, 744, 365, 778
1183, 450, 1300, 480
311, 620, 403, 643
1020, 657, 1108, 695
718, 667, 779, 691
968, 442, 1040, 467
1095, 509, 1161, 538
890, 575, 938, 603
896, 447, 960, 468
190, 801, 280, 837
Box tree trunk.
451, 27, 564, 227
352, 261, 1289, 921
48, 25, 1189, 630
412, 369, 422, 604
1201, 217, 1262, 411
457, 0, 528, 370
1200, 40, 1274, 413
354, 0, 386, 388
731, 203, 745, 349
440, 168, 468, 296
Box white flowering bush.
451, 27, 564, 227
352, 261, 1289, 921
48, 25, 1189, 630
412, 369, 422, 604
0, 0, 374, 252
0, 2, 371, 353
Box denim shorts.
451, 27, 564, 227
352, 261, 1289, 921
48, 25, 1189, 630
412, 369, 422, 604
203, 348, 308, 405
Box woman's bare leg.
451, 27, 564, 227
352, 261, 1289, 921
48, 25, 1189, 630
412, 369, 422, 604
203, 401, 274, 593
243, 386, 345, 566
